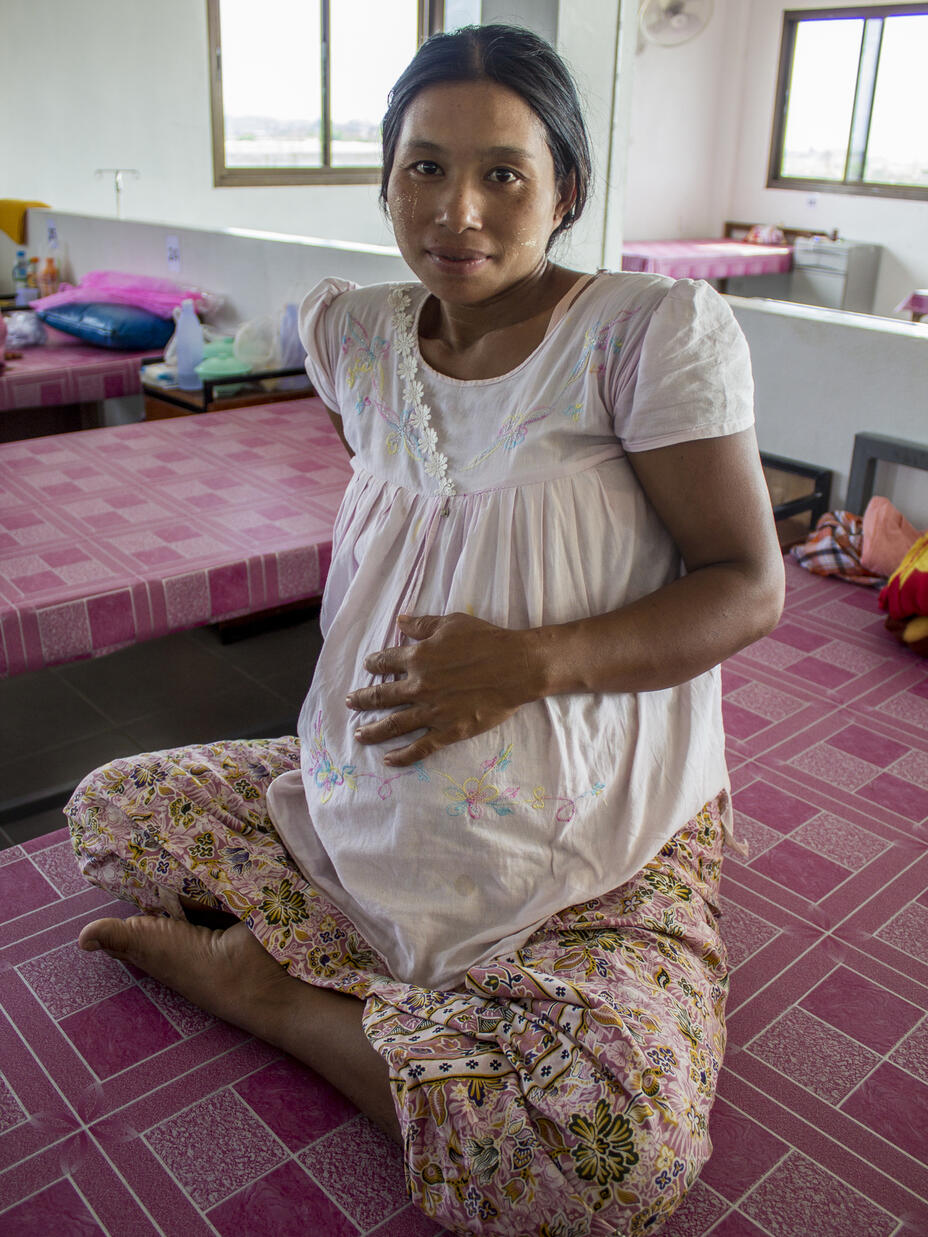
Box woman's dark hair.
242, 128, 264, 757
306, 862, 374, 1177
380, 24, 592, 250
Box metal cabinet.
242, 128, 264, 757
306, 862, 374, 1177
788, 238, 881, 313
725, 238, 882, 312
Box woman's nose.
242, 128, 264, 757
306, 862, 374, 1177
436, 180, 482, 232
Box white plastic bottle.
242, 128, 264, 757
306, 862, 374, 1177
175, 299, 204, 390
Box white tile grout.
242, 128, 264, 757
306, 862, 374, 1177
722, 841, 928, 1020
0, 1171, 71, 1220
728, 1045, 928, 1190
0, 896, 137, 951
0, 1010, 169, 1235
291, 1113, 386, 1232
68, 1163, 144, 1237
13, 959, 134, 1026
84, 1127, 172, 1235
718, 1085, 903, 1228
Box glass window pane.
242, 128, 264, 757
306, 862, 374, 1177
220, 0, 322, 169
330, 0, 420, 167
864, 15, 928, 188
445, 0, 481, 30
780, 18, 863, 181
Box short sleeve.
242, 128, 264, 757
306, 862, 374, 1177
616, 278, 754, 452
298, 277, 359, 410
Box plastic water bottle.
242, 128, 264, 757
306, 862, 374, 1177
12, 250, 29, 306
12, 249, 28, 287
175, 299, 204, 390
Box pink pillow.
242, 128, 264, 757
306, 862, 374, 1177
745, 224, 786, 245
861, 496, 920, 577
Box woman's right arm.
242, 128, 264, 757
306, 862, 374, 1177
324, 406, 354, 458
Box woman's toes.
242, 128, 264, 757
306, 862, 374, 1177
78, 917, 133, 956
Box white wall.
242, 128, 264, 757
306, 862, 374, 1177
623, 0, 748, 241
25, 210, 412, 330
731, 298, 928, 527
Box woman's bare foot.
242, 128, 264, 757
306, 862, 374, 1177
78, 916, 401, 1143
79, 916, 295, 1037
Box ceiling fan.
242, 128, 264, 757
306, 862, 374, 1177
638, 0, 714, 49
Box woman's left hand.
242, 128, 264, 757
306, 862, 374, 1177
346, 613, 538, 766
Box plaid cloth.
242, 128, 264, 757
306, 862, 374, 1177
790, 510, 886, 587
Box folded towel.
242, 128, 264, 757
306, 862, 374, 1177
790, 510, 885, 586
0, 199, 51, 244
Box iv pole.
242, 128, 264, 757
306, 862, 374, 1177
94, 168, 140, 218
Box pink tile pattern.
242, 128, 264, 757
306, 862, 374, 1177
0, 331, 152, 412
297, 1116, 411, 1229
0, 556, 926, 1236
621, 238, 793, 279
0, 398, 353, 676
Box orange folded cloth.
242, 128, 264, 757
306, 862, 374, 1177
0, 199, 51, 244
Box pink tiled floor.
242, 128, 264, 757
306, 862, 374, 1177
1, 559, 926, 1236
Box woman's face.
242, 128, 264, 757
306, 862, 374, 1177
386, 80, 573, 306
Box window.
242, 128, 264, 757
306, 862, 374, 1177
207, 0, 444, 186
768, 4, 928, 199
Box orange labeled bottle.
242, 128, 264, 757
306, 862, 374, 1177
38, 257, 60, 298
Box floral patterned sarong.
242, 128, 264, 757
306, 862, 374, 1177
66, 737, 730, 1237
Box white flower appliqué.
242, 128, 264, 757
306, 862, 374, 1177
389, 287, 455, 500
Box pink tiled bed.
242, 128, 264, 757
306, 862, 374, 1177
0, 329, 154, 413
0, 397, 353, 677
620, 239, 793, 281
1, 559, 927, 1235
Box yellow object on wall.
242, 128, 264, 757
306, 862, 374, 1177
0, 200, 51, 245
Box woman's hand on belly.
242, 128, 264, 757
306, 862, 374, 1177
346, 612, 540, 766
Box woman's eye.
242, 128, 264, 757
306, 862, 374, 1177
488, 168, 519, 183
412, 160, 440, 175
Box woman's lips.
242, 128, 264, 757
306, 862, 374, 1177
426, 248, 490, 272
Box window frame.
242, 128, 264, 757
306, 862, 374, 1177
207, 0, 444, 187
767, 3, 928, 201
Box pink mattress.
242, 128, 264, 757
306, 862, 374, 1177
0, 328, 154, 412
0, 398, 353, 676
621, 239, 793, 280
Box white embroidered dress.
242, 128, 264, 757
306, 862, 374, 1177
266, 272, 755, 989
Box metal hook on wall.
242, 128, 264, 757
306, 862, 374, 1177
94, 168, 140, 218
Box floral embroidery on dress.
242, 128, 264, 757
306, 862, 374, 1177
566, 313, 632, 385
389, 286, 454, 498
465, 404, 553, 470
307, 710, 356, 802
461, 308, 636, 469
526, 779, 605, 824
341, 313, 389, 396
430, 744, 604, 825
440, 745, 520, 819
307, 710, 433, 803
350, 288, 637, 486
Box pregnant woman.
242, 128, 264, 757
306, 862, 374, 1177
69, 24, 784, 1236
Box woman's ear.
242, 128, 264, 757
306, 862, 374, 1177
555, 171, 577, 228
